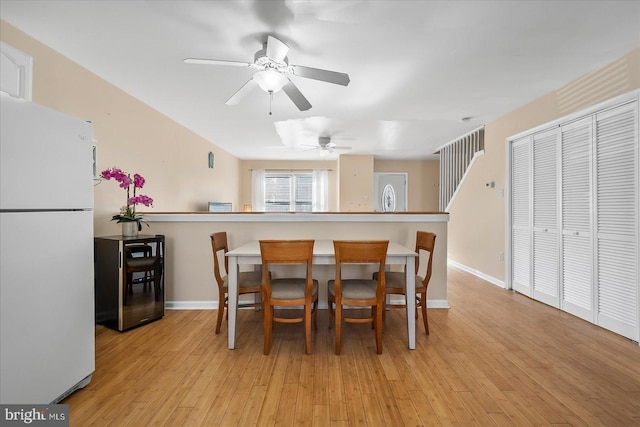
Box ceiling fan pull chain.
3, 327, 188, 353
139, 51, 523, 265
269, 91, 273, 115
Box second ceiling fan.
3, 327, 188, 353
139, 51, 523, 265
184, 36, 350, 112
302, 136, 352, 157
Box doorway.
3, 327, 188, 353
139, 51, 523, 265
374, 173, 407, 212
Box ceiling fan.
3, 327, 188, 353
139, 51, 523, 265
302, 136, 352, 157
184, 36, 350, 112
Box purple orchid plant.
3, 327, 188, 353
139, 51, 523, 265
101, 167, 154, 229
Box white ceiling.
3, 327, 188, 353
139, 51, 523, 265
1, 1, 639, 160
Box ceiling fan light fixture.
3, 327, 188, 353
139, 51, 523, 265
253, 70, 288, 93
319, 147, 330, 158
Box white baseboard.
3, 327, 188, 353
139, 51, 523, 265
448, 259, 506, 289
166, 300, 216, 310
387, 296, 449, 308
166, 297, 260, 310
167, 299, 450, 310
426, 299, 450, 309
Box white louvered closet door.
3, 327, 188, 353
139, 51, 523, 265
532, 129, 560, 308
560, 118, 593, 322
594, 102, 638, 341
511, 137, 531, 296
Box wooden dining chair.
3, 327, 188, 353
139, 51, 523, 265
260, 240, 318, 355
374, 231, 436, 334
211, 232, 262, 334
328, 240, 389, 355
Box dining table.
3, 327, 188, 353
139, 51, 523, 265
225, 239, 418, 350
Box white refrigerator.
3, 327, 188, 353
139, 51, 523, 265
0, 95, 95, 404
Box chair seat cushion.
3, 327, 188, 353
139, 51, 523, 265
373, 271, 424, 289
126, 244, 152, 257
222, 270, 262, 289
126, 257, 159, 269
270, 278, 319, 299
328, 279, 378, 299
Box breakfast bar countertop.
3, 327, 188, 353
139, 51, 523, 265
143, 211, 449, 223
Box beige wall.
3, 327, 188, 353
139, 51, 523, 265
374, 159, 440, 211
0, 21, 241, 237
448, 48, 640, 282
337, 154, 374, 211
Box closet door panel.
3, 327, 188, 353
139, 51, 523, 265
597, 238, 637, 339
595, 102, 638, 341
561, 236, 592, 319
533, 129, 560, 308
511, 137, 531, 296
560, 118, 593, 321
533, 232, 559, 306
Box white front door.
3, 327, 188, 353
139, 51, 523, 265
374, 173, 407, 212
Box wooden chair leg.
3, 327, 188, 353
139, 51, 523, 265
254, 291, 262, 311
264, 304, 273, 355
328, 295, 334, 330
215, 292, 225, 334
375, 304, 383, 354
421, 294, 429, 334
305, 303, 312, 355
371, 306, 375, 329
335, 303, 342, 355
382, 293, 387, 323
312, 298, 318, 331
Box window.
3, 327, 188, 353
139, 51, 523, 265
252, 169, 328, 212
265, 171, 313, 212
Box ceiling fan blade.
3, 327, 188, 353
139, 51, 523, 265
290, 65, 350, 86
184, 58, 252, 67
282, 79, 312, 111
266, 36, 290, 62
225, 79, 258, 105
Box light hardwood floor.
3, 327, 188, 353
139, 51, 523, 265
65, 267, 640, 426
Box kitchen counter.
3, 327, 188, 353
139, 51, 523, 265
144, 211, 449, 222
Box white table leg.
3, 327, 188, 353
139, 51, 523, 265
405, 256, 416, 349
228, 254, 239, 349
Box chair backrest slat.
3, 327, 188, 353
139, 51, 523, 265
210, 232, 229, 285
415, 231, 436, 285
333, 240, 389, 264
259, 240, 315, 264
